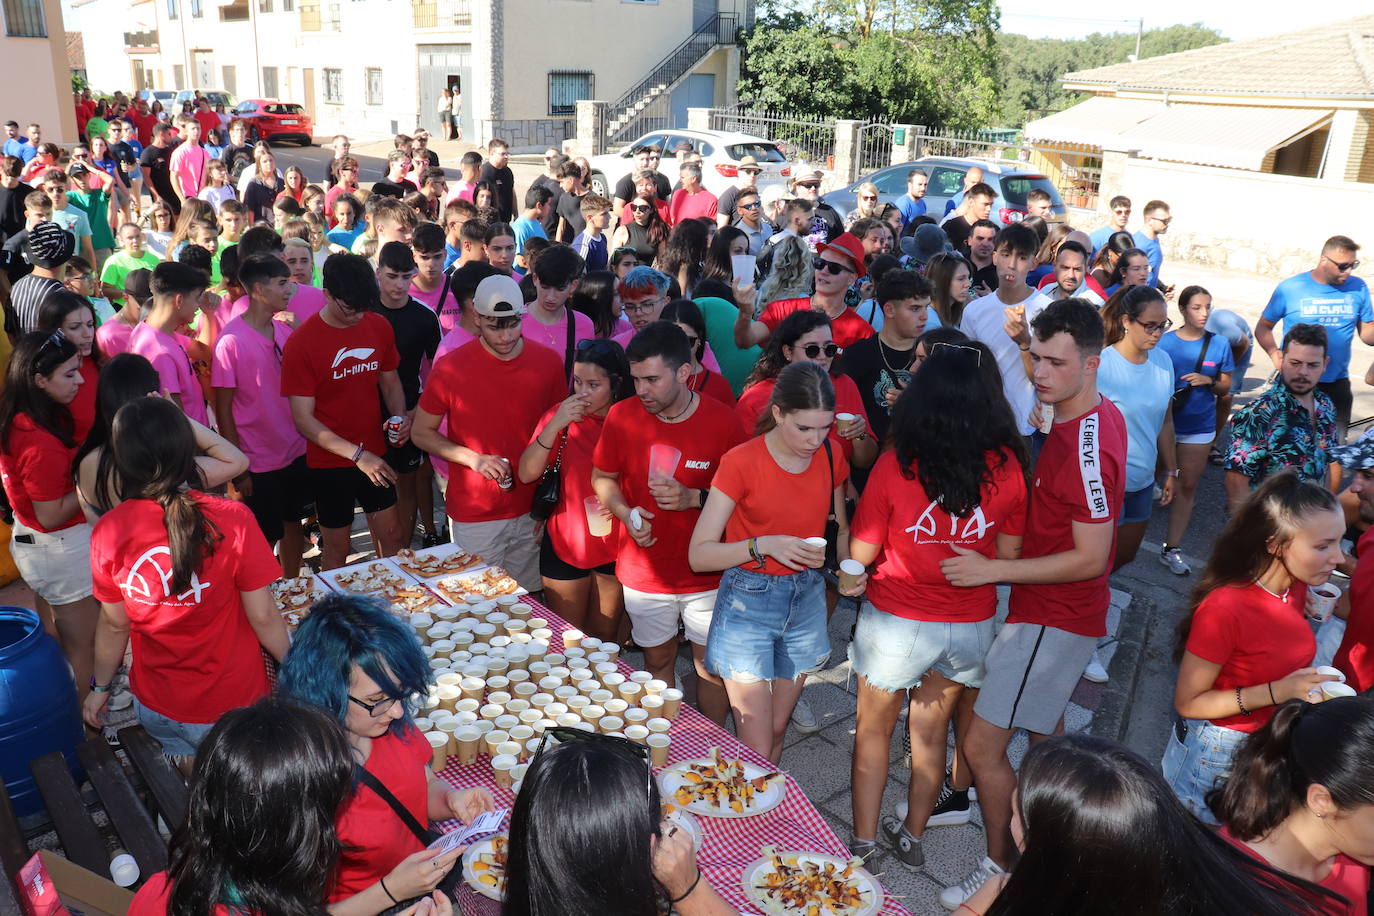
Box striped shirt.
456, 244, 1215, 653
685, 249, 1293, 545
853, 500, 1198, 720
10, 274, 64, 334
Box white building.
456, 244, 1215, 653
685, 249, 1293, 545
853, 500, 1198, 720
70, 0, 747, 148
2, 0, 79, 142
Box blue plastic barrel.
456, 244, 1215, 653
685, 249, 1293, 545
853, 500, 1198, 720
0, 606, 85, 816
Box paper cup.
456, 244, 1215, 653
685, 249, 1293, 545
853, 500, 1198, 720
641, 694, 665, 715
496, 740, 522, 759
519, 708, 543, 725
461, 677, 486, 702
504, 619, 528, 636
528, 661, 551, 678
539, 676, 563, 692
627, 671, 651, 686
453, 711, 478, 727
428, 658, 450, 672
644, 678, 668, 696
428, 709, 453, 724
496, 595, 520, 607
1321, 681, 1357, 700
472, 720, 495, 735
509, 603, 532, 619
566, 695, 591, 712
436, 684, 462, 712
493, 715, 519, 733
507, 667, 530, 684
625, 724, 650, 745
554, 685, 578, 702
581, 704, 606, 726
480, 703, 504, 722
528, 618, 548, 631
523, 738, 542, 761
619, 682, 643, 705
426, 731, 450, 770
601, 642, 621, 662
491, 753, 518, 788
455, 726, 482, 765
661, 688, 683, 719
1316, 665, 1347, 683
598, 715, 623, 735
509, 724, 534, 743
514, 681, 539, 698
647, 717, 672, 734
604, 698, 629, 717
556, 712, 582, 728
545, 703, 569, 718
483, 729, 510, 755
838, 558, 865, 593
455, 697, 480, 714
505, 698, 531, 715
624, 708, 649, 726
1307, 582, 1341, 622
531, 692, 554, 709
647, 733, 671, 766
591, 689, 615, 706
584, 495, 614, 537
486, 677, 511, 696
602, 672, 626, 690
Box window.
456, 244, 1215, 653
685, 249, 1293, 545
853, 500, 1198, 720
323, 68, 343, 104
258, 0, 271, 12
264, 103, 304, 115
218, 0, 248, 19
548, 71, 592, 117
261, 66, 278, 99
871, 166, 915, 195
190, 0, 202, 17
173, 64, 186, 90
221, 65, 236, 96
282, 0, 293, 11
165, 0, 177, 19
365, 68, 383, 106
2, 0, 47, 36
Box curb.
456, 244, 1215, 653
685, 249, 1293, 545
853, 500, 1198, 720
1091, 591, 1155, 743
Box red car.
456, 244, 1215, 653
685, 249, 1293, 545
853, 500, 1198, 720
230, 99, 314, 146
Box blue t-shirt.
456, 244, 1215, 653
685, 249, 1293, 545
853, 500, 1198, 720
1131, 232, 1162, 287
2, 138, 35, 163
1096, 346, 1175, 491
1261, 271, 1373, 382
1157, 330, 1235, 436
896, 195, 927, 231
571, 231, 607, 271
327, 223, 366, 251
511, 216, 547, 255
1026, 264, 1053, 288
444, 242, 461, 271
1089, 224, 1120, 257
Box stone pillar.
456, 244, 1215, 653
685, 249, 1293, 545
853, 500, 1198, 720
687, 107, 712, 133
1098, 147, 1138, 216
890, 124, 921, 166
573, 100, 608, 157
832, 119, 861, 185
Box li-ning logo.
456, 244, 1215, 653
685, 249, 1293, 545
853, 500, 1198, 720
331, 346, 379, 379
118, 546, 211, 605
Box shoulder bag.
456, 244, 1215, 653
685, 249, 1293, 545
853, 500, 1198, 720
1171, 331, 1214, 410
821, 439, 840, 571
530, 426, 567, 521
352, 764, 463, 912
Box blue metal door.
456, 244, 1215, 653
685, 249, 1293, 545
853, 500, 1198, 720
670, 73, 715, 128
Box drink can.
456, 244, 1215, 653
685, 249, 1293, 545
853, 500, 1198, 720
498, 457, 513, 489
386, 415, 405, 445
1037, 402, 1054, 435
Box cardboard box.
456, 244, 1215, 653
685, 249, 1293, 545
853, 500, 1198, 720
15, 851, 132, 916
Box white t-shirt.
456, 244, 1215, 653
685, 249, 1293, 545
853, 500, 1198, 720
959, 288, 1051, 435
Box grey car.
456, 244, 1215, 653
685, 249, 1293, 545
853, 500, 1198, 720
822, 156, 1067, 228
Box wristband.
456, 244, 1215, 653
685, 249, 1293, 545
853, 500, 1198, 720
1166, 469, 1179, 478
379, 877, 399, 905
747, 537, 766, 569
535, 436, 552, 449
1236, 686, 1251, 717
1268, 681, 1277, 705
90, 678, 112, 693
668, 866, 702, 904
351, 443, 365, 463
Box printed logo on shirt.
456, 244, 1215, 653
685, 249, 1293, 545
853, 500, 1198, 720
1077, 413, 1110, 520
331, 346, 379, 379
118, 546, 211, 605
1297, 296, 1357, 321
904, 501, 994, 544
684, 459, 711, 470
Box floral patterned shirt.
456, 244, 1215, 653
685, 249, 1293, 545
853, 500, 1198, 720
1225, 381, 1338, 486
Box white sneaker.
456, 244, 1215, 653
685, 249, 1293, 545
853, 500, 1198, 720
1083, 650, 1109, 684
790, 696, 821, 733
940, 856, 1006, 911
1159, 546, 1191, 576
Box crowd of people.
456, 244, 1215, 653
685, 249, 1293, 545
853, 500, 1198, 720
2, 99, 1374, 915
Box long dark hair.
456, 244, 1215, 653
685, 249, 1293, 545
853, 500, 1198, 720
924, 253, 972, 327
654, 219, 709, 295
660, 298, 706, 365
0, 331, 80, 452
472, 179, 498, 209
888, 342, 1027, 516
1106, 247, 1149, 289
72, 353, 162, 513
1174, 470, 1339, 661
1102, 283, 1165, 347
111, 397, 220, 592
503, 739, 661, 916
1090, 230, 1135, 273
37, 291, 102, 366
1213, 697, 1374, 844
701, 225, 746, 285
167, 698, 355, 916
744, 309, 831, 389
573, 338, 634, 404
755, 361, 834, 435
628, 194, 670, 252
986, 734, 1341, 916
570, 270, 618, 338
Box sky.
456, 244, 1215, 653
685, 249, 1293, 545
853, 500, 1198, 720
998, 0, 1371, 42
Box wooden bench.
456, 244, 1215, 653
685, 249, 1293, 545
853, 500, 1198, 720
0, 726, 186, 893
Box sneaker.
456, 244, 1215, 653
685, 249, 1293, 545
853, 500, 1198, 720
879, 815, 925, 868
421, 532, 444, 548
849, 838, 880, 866
939, 857, 1006, 911
108, 686, 134, 712
1159, 545, 1191, 576
790, 696, 821, 734
926, 784, 972, 827
1083, 650, 1109, 684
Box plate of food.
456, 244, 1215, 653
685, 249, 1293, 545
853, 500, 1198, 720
382, 582, 446, 614
743, 846, 882, 916
395, 545, 486, 579
461, 834, 508, 901
270, 577, 327, 630
661, 801, 704, 852
659, 747, 785, 818
326, 561, 410, 595
449, 566, 525, 598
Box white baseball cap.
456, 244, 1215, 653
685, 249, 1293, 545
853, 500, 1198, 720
473, 275, 526, 318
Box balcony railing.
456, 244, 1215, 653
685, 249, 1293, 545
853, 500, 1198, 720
124, 29, 158, 48
412, 0, 470, 28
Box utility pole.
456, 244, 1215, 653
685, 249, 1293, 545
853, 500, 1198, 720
1135, 17, 1143, 60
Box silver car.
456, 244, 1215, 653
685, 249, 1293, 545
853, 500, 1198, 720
823, 156, 1067, 226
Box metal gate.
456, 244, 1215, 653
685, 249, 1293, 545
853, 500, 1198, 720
417, 44, 471, 139
857, 122, 892, 175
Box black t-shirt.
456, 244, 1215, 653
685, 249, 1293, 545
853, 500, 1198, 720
717, 186, 746, 224
479, 163, 515, 221
971, 263, 998, 296
110, 142, 138, 180
556, 191, 587, 243
814, 203, 844, 243
371, 178, 418, 200
943, 216, 974, 251
222, 143, 256, 184
531, 174, 563, 236
0, 180, 33, 242
837, 335, 914, 445
377, 297, 441, 408
613, 171, 670, 203
138, 144, 180, 214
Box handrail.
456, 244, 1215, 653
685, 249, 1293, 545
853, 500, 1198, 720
608, 13, 736, 116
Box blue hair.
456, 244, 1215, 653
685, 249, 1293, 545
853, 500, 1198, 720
277, 592, 432, 727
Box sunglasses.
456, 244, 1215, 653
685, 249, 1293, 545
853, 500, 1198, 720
812, 256, 853, 277
796, 182, 820, 190
534, 726, 652, 797
860, 195, 878, 201
1325, 255, 1360, 272
39, 330, 69, 358
576, 337, 621, 356
630, 204, 652, 213
739, 202, 760, 210
928, 341, 982, 365
798, 342, 841, 359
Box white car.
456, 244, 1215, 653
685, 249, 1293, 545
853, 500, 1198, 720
586, 128, 791, 199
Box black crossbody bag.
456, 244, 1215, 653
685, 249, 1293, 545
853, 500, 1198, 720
353, 765, 464, 910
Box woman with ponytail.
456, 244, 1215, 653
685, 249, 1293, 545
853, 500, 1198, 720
83, 396, 288, 769
1163, 470, 1346, 824
1212, 696, 1374, 914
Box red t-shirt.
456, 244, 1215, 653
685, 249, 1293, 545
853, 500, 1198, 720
759, 298, 875, 350
417, 339, 566, 523
712, 435, 848, 577
1186, 581, 1317, 731
531, 410, 619, 570
280, 312, 399, 469
854, 449, 1027, 621
1335, 526, 1374, 693
1006, 398, 1126, 638
735, 373, 869, 460
0, 414, 82, 532
1223, 829, 1369, 916
193, 111, 220, 139
128, 110, 156, 146
71, 358, 98, 443
89, 493, 280, 723
330, 725, 431, 903
593, 395, 746, 594
688, 366, 736, 407
668, 188, 718, 224
129, 872, 248, 916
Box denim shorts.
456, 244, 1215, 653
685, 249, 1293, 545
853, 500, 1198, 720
1119, 485, 1154, 525
848, 601, 995, 692
134, 697, 217, 757
1161, 717, 1247, 825
703, 566, 830, 683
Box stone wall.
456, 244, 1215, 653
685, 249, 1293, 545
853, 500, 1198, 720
479, 118, 573, 153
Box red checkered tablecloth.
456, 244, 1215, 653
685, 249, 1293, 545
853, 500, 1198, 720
430, 596, 912, 916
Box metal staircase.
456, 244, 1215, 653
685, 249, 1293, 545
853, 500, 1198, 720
604, 12, 737, 146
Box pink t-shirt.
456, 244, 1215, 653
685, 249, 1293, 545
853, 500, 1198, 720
612, 327, 723, 373
96, 319, 136, 357
445, 182, 477, 206
210, 316, 307, 473
168, 143, 210, 198
521, 308, 595, 358
129, 323, 209, 425
410, 279, 457, 333
224, 284, 327, 328
429, 325, 479, 481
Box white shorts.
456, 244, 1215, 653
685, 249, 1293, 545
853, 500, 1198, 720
448, 514, 541, 594
1176, 431, 1215, 445
11, 520, 94, 606
622, 585, 718, 648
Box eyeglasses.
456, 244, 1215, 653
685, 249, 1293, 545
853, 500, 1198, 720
739, 202, 760, 210
623, 299, 661, 315
1134, 318, 1172, 335
348, 694, 400, 717
533, 726, 652, 798
860, 195, 878, 202
798, 342, 841, 359
928, 341, 982, 365
1324, 255, 1360, 272
812, 256, 854, 277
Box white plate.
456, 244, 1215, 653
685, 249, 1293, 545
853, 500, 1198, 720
662, 803, 704, 852
659, 757, 785, 818
461, 835, 507, 901
321, 559, 411, 595
743, 849, 882, 916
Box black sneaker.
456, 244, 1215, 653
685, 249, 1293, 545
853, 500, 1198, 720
421, 532, 444, 548
879, 815, 925, 868
926, 783, 972, 827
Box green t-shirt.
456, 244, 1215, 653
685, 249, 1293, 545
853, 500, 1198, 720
100, 249, 161, 299
67, 188, 116, 250
696, 296, 761, 396
84, 116, 110, 142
